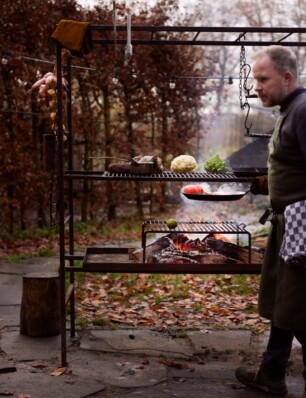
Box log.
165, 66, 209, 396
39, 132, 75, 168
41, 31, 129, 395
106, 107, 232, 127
132, 235, 175, 262
146, 245, 238, 264
133, 233, 263, 265
20, 272, 60, 337
252, 234, 268, 250
205, 238, 263, 264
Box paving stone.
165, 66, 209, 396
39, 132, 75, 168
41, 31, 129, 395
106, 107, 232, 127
80, 329, 194, 359
68, 350, 167, 388
0, 274, 23, 305
188, 330, 252, 353
0, 305, 20, 327
0, 331, 61, 361
0, 258, 59, 275
0, 355, 17, 374
0, 371, 105, 398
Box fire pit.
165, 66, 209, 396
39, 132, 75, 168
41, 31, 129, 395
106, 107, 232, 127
140, 220, 253, 263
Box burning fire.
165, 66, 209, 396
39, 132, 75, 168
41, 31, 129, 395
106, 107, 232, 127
175, 241, 193, 251
211, 233, 232, 243
173, 233, 233, 254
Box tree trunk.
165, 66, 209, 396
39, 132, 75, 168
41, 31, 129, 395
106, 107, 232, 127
102, 86, 118, 221
158, 93, 168, 212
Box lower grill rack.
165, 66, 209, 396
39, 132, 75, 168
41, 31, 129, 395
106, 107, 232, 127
141, 220, 252, 263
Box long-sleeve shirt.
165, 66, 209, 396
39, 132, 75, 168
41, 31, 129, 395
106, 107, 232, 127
280, 86, 306, 161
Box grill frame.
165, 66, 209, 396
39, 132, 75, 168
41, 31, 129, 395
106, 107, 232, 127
53, 24, 305, 366
64, 247, 261, 274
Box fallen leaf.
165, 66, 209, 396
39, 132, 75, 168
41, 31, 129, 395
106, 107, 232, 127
74, 272, 266, 333
50, 367, 66, 376
119, 361, 129, 366
32, 362, 48, 369
159, 358, 189, 369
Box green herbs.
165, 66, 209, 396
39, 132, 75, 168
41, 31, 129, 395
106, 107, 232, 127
204, 154, 227, 173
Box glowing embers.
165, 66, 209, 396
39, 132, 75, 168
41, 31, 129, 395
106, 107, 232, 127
132, 232, 254, 264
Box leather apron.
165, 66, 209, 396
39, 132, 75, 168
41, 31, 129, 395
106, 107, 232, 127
258, 94, 306, 331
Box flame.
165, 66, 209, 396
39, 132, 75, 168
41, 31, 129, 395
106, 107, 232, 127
175, 242, 193, 251
211, 233, 232, 243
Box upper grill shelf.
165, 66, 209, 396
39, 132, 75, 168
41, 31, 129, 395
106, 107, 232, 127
65, 170, 264, 182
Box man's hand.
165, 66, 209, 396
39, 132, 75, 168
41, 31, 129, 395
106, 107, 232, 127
250, 175, 269, 195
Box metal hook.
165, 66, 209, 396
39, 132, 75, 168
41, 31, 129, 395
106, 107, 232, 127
241, 63, 254, 97
244, 103, 252, 135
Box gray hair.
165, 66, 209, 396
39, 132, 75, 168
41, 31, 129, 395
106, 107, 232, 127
253, 45, 298, 80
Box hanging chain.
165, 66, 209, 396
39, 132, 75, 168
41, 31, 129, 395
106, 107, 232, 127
239, 45, 248, 110
49, 141, 59, 228
239, 44, 253, 134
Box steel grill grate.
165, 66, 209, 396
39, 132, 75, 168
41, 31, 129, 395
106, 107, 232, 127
103, 170, 240, 181
65, 170, 254, 182
142, 220, 248, 234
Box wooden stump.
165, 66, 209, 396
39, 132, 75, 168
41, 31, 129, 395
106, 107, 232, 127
20, 272, 60, 337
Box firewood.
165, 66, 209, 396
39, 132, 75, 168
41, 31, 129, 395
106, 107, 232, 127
252, 234, 268, 250
194, 253, 238, 264
131, 234, 182, 262
131, 233, 263, 264
146, 246, 238, 264
205, 237, 263, 264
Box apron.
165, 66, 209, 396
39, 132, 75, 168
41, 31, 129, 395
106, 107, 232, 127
258, 93, 306, 331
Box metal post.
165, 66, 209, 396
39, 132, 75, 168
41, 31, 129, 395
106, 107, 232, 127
56, 44, 67, 367
66, 56, 76, 338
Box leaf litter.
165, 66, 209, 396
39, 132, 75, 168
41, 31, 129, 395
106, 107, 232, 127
75, 273, 268, 333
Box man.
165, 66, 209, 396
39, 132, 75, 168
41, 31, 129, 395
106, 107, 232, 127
235, 45, 306, 397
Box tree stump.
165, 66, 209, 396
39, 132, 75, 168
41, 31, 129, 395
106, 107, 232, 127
20, 272, 60, 337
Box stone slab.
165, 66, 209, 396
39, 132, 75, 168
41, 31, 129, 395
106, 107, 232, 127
0, 371, 105, 398
0, 305, 20, 327
0, 355, 17, 374
188, 330, 252, 353
0, 331, 61, 361
254, 331, 302, 352
0, 257, 59, 275
80, 329, 193, 359
68, 350, 167, 388
0, 274, 22, 305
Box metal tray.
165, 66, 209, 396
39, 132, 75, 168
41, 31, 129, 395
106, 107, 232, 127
183, 191, 249, 201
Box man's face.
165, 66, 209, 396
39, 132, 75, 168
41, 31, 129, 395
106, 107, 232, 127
252, 54, 288, 107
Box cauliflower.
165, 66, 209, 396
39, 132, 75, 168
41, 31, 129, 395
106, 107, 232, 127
170, 155, 198, 173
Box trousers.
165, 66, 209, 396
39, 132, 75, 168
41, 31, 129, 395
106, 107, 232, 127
260, 322, 306, 383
